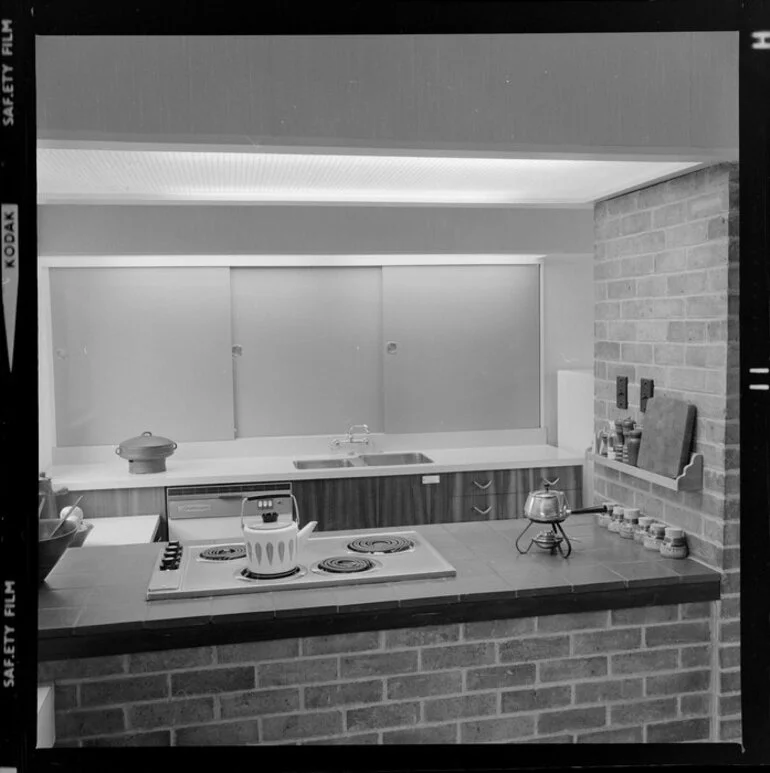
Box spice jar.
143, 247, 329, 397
608, 506, 624, 533
621, 419, 634, 463
598, 431, 609, 457
660, 528, 688, 559
644, 523, 666, 551
597, 501, 615, 529
635, 516, 653, 543
626, 428, 642, 467
613, 421, 625, 459
619, 507, 640, 539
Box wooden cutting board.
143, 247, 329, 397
636, 396, 696, 478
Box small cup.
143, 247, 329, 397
643, 522, 665, 550
660, 527, 688, 559
608, 506, 624, 533
597, 501, 615, 529
619, 508, 639, 539
635, 515, 653, 543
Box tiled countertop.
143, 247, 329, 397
38, 516, 720, 661
46, 444, 584, 491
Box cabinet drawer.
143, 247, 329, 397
448, 488, 581, 522
453, 466, 582, 497
448, 493, 520, 523
452, 470, 499, 496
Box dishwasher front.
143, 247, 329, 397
165, 481, 294, 542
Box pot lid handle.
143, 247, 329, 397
142, 431, 153, 436
542, 478, 560, 490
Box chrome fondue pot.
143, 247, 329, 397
523, 478, 610, 523
517, 478, 611, 557
523, 478, 571, 522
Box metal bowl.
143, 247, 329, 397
39, 519, 78, 583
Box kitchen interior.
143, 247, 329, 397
35, 32, 741, 748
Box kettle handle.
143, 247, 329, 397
240, 494, 301, 529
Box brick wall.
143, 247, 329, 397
40, 603, 716, 746
593, 162, 740, 743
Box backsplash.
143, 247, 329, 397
50, 429, 549, 466
592, 162, 740, 741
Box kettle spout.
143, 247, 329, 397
297, 521, 318, 544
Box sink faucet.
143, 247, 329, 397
331, 424, 371, 449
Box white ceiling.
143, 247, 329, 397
36, 147, 701, 206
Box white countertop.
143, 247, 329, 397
37, 685, 54, 748
82, 514, 160, 545
48, 444, 584, 491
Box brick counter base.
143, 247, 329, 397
39, 602, 720, 746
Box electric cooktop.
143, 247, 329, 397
146, 530, 456, 600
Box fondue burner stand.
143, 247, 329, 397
515, 514, 574, 558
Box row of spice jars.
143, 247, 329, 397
597, 502, 688, 558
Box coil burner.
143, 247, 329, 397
199, 545, 247, 562
315, 556, 377, 574
347, 535, 414, 555
237, 565, 306, 581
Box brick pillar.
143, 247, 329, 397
593, 162, 740, 742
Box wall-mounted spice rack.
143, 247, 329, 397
588, 452, 703, 492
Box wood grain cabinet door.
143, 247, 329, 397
377, 474, 453, 528
291, 477, 378, 533
60, 487, 167, 519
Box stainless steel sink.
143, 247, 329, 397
293, 458, 357, 470
359, 452, 434, 466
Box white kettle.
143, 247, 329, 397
240, 495, 317, 576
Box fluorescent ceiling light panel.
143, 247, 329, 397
37, 148, 700, 205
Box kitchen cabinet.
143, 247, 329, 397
286, 465, 582, 532
59, 487, 166, 519
378, 465, 582, 527
292, 477, 378, 533
377, 474, 453, 528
